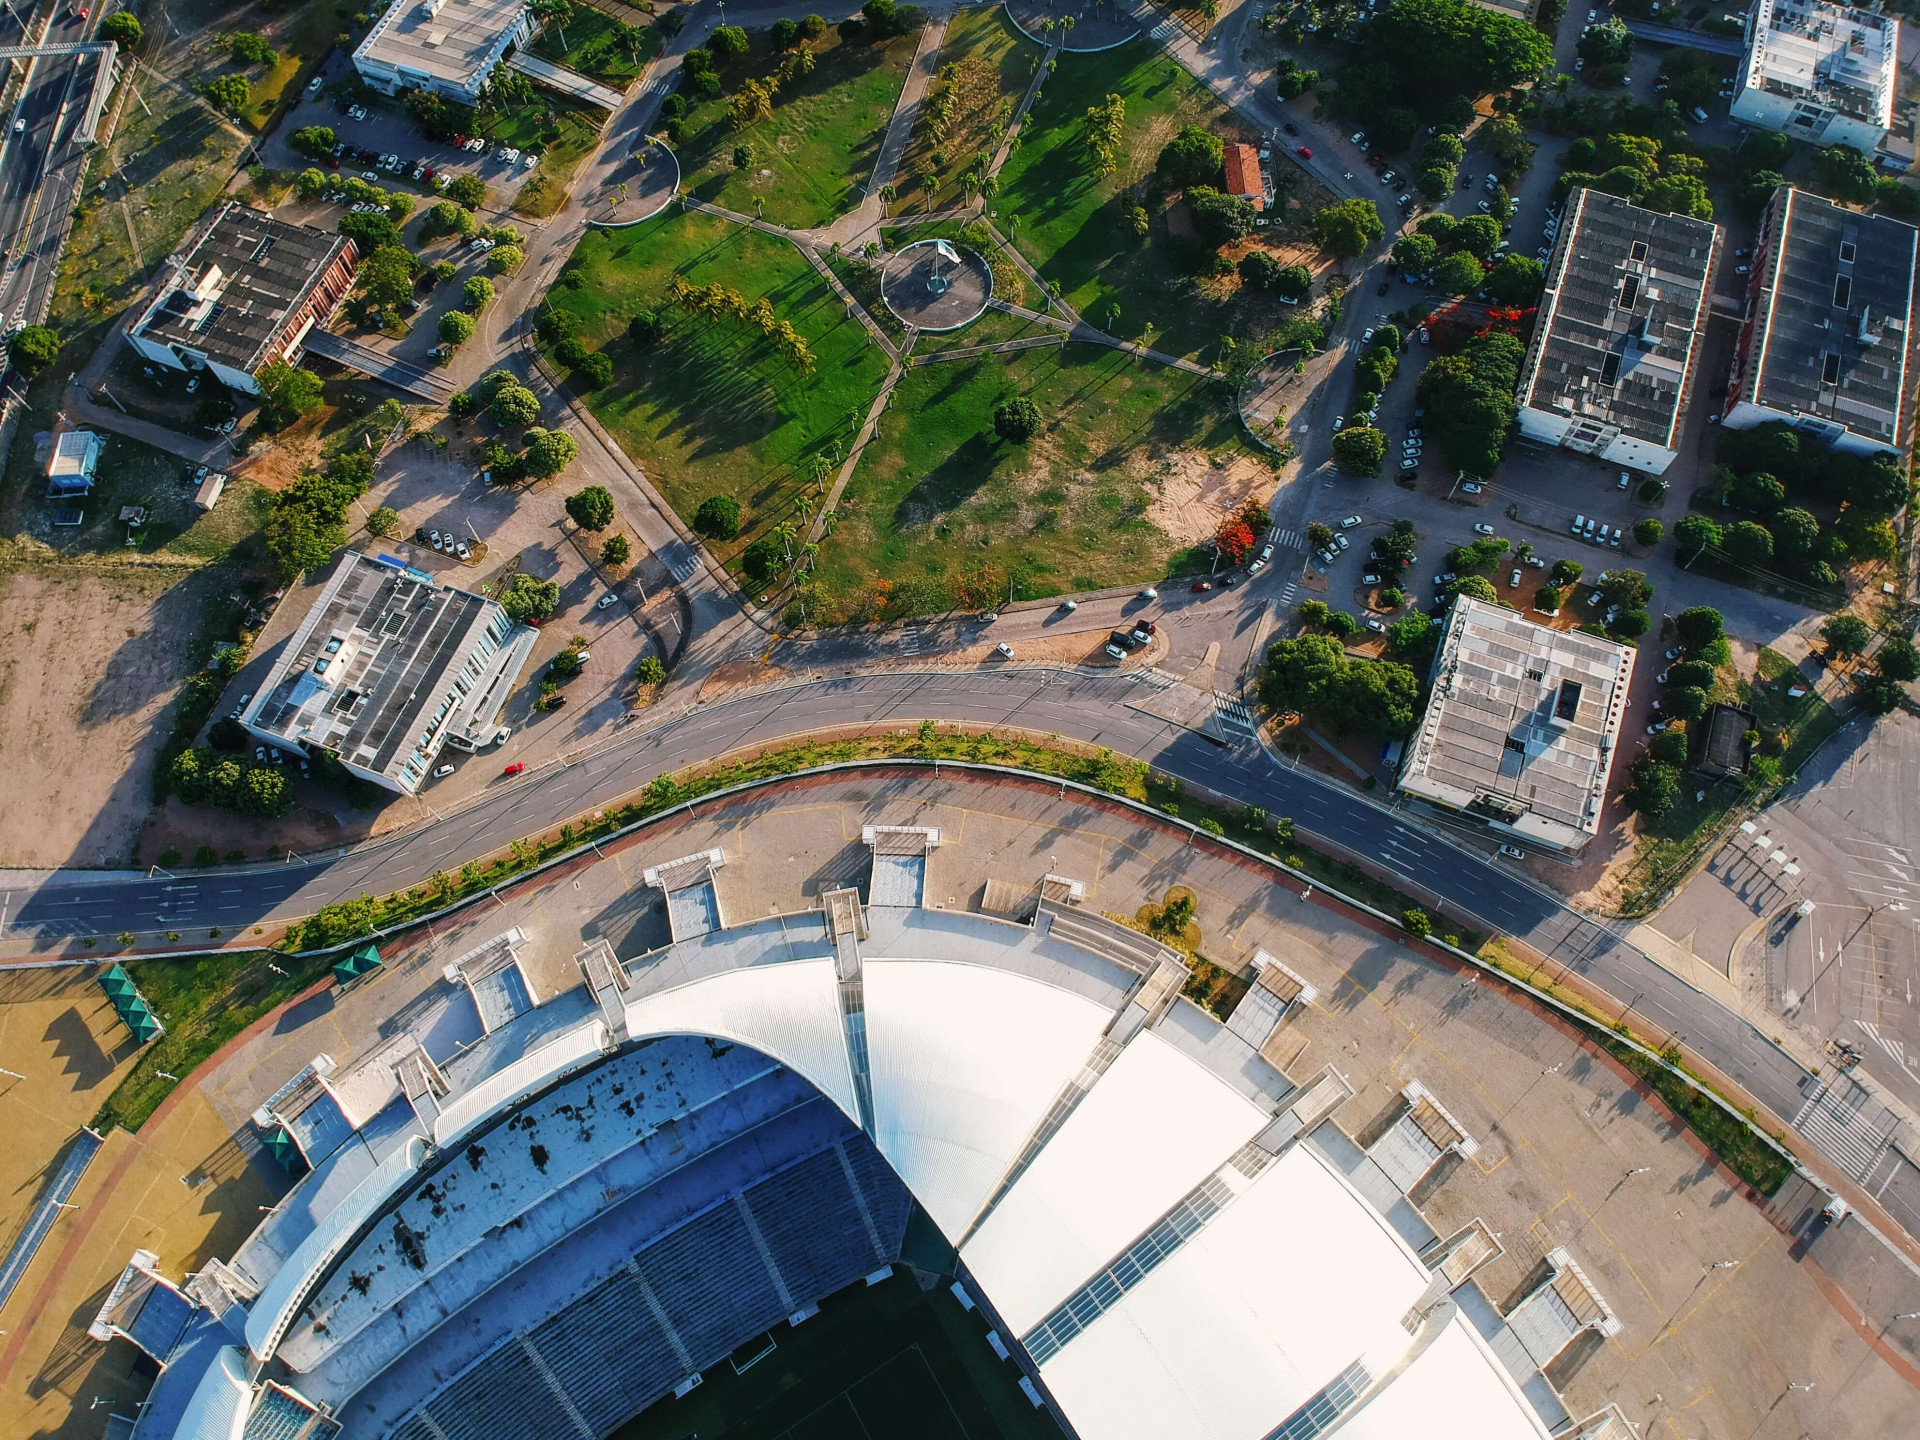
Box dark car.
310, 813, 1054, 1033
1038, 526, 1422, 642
1191, 579, 1214, 593
1110, 629, 1142, 652
1282, 122, 1299, 135
1377, 281, 1390, 295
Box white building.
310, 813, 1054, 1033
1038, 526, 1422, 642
353, 0, 532, 104
1397, 596, 1637, 853
240, 551, 536, 794
1731, 0, 1899, 161
1515, 188, 1719, 476
45, 426, 102, 497
1722, 185, 1916, 457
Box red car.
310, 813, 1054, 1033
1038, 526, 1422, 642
502, 762, 525, 777
1191, 580, 1214, 593
1296, 145, 1313, 159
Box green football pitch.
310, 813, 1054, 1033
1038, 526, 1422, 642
607, 1269, 1062, 1440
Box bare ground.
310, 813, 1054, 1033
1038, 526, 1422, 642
1145, 451, 1270, 547
0, 568, 220, 867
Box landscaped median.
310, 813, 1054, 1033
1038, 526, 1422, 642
83, 730, 1798, 1204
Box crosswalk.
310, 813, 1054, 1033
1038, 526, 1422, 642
1212, 694, 1257, 737
1146, 17, 1182, 44
1792, 1077, 1898, 1181
901, 626, 924, 656
1278, 580, 1299, 606
1131, 667, 1181, 693
1272, 528, 1303, 550
661, 543, 698, 583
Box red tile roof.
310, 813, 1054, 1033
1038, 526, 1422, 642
1223, 144, 1264, 210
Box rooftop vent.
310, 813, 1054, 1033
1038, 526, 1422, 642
1552, 678, 1583, 725
1629, 240, 1648, 263
423, 28, 446, 45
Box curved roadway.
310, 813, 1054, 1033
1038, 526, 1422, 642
11, 668, 1812, 1131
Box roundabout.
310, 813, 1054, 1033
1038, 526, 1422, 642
1004, 0, 1144, 51
878, 237, 993, 331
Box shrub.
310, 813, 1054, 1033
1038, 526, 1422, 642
1402, 908, 1432, 938
1633, 517, 1664, 546
9, 324, 58, 376
572, 351, 613, 388
742, 537, 783, 583
694, 494, 742, 539
229, 32, 278, 67
101, 12, 141, 46
603, 533, 631, 567
628, 309, 664, 345
499, 573, 561, 624
366, 506, 400, 537
637, 655, 667, 685
486, 245, 524, 273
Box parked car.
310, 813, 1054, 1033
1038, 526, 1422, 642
433, 764, 456, 778
597, 592, 620, 609
1510, 569, 1522, 586
1333, 534, 1349, 551
1296, 145, 1313, 158
1365, 618, 1386, 633
1461, 482, 1483, 494
1400, 457, 1420, 471
1498, 843, 1526, 860
1340, 515, 1361, 529
1192, 579, 1214, 592
995, 642, 1014, 658
503, 762, 526, 777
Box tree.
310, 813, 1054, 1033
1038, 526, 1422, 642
1610, 610, 1650, 639
1481, 113, 1533, 171
1667, 660, 1716, 690
1430, 251, 1486, 296
694, 495, 742, 540
1878, 637, 1920, 683
1082, 93, 1126, 177
101, 12, 142, 46
1157, 125, 1223, 187
707, 22, 750, 57
430, 260, 457, 285
994, 395, 1041, 443
1550, 558, 1583, 585
9, 324, 59, 376
255, 361, 326, 430
439, 309, 477, 346
229, 32, 278, 66
1448, 575, 1500, 604
1772, 506, 1820, 556
490, 381, 540, 427
367, 506, 400, 538
1822, 613, 1872, 655
464, 276, 497, 311
772, 16, 801, 47
565, 484, 615, 530
525, 430, 581, 480
203, 73, 251, 114
291, 125, 336, 159
1332, 427, 1387, 476
1417, 330, 1524, 477
572, 351, 612, 388
1817, 143, 1880, 206
1665, 685, 1710, 722
1578, 17, 1633, 67
1274, 265, 1312, 300
1674, 607, 1725, 653
1724, 520, 1774, 566
1856, 674, 1908, 715
602, 533, 632, 568
264, 502, 346, 581
1674, 514, 1722, 556
861, 0, 907, 36
1627, 757, 1682, 818
1258, 633, 1420, 736
1392, 232, 1439, 276
1216, 517, 1256, 564
1597, 569, 1652, 608
1646, 728, 1689, 766
628, 309, 664, 346
499, 573, 561, 625
295, 167, 327, 200
1632, 517, 1663, 545
1312, 199, 1384, 258
446, 174, 487, 209
1186, 186, 1255, 247
742, 537, 783, 583
1238, 250, 1284, 290
1485, 254, 1544, 306
426, 200, 477, 239
1736, 169, 1786, 219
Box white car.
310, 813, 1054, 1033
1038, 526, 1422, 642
1334, 533, 1349, 550
1332, 415, 1345, 432
1259, 543, 1275, 561
1401, 457, 1420, 471
470, 237, 495, 252
348, 104, 368, 121
430, 530, 445, 551
597, 592, 620, 610
1461, 482, 1483, 494
1340, 515, 1361, 528
1365, 618, 1386, 633
1361, 327, 1375, 344
1473, 523, 1494, 536
1510, 569, 1522, 586
308, 75, 325, 95
433, 763, 456, 778
995, 642, 1013, 658
1477, 200, 1491, 213
1498, 843, 1526, 860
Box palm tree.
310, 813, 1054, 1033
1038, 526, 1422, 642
920, 171, 938, 210
772, 520, 798, 565
980, 175, 999, 200
820, 510, 839, 536
801, 542, 819, 573
961, 175, 977, 206
879, 183, 897, 205
795, 492, 817, 527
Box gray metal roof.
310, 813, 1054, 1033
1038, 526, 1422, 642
1399, 597, 1636, 845
355, 0, 526, 90
132, 203, 351, 374
245, 552, 516, 787
1740, 0, 1896, 127
1522, 189, 1718, 449
1746, 187, 1915, 446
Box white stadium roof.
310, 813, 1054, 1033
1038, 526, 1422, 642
165, 894, 1567, 1440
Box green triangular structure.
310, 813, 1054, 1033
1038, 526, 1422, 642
333, 942, 383, 985
130, 1014, 163, 1043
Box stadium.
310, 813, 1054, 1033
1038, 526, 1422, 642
87, 826, 1634, 1440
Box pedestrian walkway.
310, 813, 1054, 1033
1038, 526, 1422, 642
1795, 1076, 1901, 1183
505, 51, 628, 111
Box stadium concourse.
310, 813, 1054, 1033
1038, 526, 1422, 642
85, 825, 1630, 1440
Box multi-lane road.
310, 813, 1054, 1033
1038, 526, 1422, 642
0, 7, 102, 330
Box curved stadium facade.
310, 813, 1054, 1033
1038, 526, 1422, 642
98, 834, 1625, 1440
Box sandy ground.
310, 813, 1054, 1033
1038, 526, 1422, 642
0, 568, 223, 868
1146, 452, 1270, 547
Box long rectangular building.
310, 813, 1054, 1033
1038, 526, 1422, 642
240, 552, 537, 795
1514, 188, 1719, 476
354, 0, 532, 103
1395, 596, 1636, 853
1722, 185, 1915, 457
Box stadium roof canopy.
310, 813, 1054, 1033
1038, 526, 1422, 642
128, 873, 1576, 1440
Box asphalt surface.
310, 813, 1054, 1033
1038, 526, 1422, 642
0, 12, 97, 330
5, 669, 1818, 1131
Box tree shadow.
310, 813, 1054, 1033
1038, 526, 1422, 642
892, 433, 1004, 530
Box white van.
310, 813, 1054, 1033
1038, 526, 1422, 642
1571, 514, 1586, 534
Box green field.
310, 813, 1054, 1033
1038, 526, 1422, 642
994, 39, 1263, 359
609, 1269, 1063, 1440
528, 7, 662, 87
892, 5, 1042, 213
673, 26, 919, 229
551, 211, 893, 581
804, 342, 1236, 622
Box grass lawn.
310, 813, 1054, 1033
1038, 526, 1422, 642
549, 212, 892, 581
674, 27, 919, 229
995, 39, 1318, 360
805, 342, 1239, 621
911, 306, 1058, 354
609, 1270, 1061, 1440
891, 5, 1041, 213
528, 7, 661, 87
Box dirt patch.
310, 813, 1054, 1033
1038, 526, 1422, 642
1145, 450, 1270, 547
699, 659, 781, 702
0, 568, 223, 867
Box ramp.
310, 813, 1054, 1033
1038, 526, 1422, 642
301, 331, 456, 401
0, 1127, 104, 1316
505, 51, 627, 111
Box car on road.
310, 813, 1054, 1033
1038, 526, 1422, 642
1377, 281, 1390, 296
1332, 414, 1344, 432
1350, 131, 1365, 145
1059, 599, 1077, 612
1665, 648, 1681, 660
597, 592, 620, 609
1192, 579, 1214, 592
1473, 523, 1494, 536
308, 75, 325, 94
1139, 586, 1158, 600
1432, 572, 1455, 587
1498, 843, 1526, 860
1340, 515, 1361, 528
1361, 327, 1375, 344
1296, 145, 1313, 158
1282, 122, 1298, 135
433, 764, 456, 778
11, 118, 22, 134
